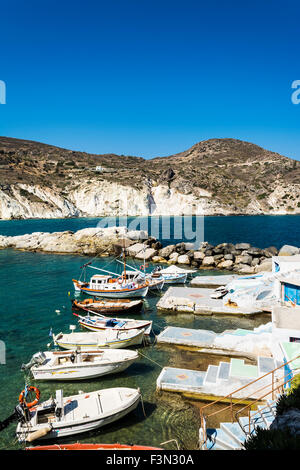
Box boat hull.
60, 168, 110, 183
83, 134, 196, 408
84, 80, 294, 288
31, 353, 138, 381
54, 330, 145, 350
162, 273, 187, 284
73, 279, 149, 299
72, 299, 143, 315
26, 443, 162, 450
17, 388, 141, 442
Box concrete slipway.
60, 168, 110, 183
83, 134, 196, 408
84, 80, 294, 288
156, 286, 262, 315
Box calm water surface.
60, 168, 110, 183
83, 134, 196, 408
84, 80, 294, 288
0, 246, 270, 450
0, 215, 300, 248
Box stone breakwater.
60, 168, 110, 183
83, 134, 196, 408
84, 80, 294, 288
127, 241, 300, 274
0, 226, 299, 273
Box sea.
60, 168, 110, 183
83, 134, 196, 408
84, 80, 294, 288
0, 215, 298, 450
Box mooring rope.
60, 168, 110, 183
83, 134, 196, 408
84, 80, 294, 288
140, 393, 147, 418
138, 350, 164, 369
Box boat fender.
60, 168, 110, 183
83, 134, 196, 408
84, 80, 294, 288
19, 386, 41, 409
26, 425, 52, 442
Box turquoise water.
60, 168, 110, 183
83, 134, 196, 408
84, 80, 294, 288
0, 248, 269, 450
1, 215, 300, 248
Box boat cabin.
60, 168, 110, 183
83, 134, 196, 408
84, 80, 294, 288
90, 275, 114, 286
121, 271, 140, 281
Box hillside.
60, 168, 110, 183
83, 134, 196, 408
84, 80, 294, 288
0, 136, 299, 219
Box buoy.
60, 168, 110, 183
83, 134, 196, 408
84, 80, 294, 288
26, 425, 52, 442
55, 310, 61, 314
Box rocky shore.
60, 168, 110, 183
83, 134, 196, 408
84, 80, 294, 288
0, 226, 299, 274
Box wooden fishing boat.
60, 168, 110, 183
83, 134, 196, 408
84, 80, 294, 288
73, 276, 149, 299
52, 327, 145, 350
16, 387, 141, 442
72, 298, 143, 315
22, 349, 139, 381
73, 312, 152, 335
26, 443, 162, 450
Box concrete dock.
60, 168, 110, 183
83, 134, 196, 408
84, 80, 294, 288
156, 323, 273, 358
156, 356, 283, 401
190, 274, 241, 288
156, 286, 262, 315
157, 326, 217, 348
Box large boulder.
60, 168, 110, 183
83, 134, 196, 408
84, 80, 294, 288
159, 244, 176, 258
152, 256, 167, 263
235, 254, 253, 265
247, 247, 263, 256
217, 260, 233, 269
193, 251, 205, 261
278, 245, 300, 256
202, 256, 215, 266
255, 260, 272, 272
169, 252, 179, 263
126, 243, 147, 257
135, 248, 157, 260
235, 243, 251, 250
233, 264, 256, 274
177, 254, 190, 265
263, 246, 278, 257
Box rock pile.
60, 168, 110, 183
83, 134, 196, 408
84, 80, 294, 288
0, 226, 298, 274
125, 241, 300, 274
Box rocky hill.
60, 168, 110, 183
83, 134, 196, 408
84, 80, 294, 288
0, 136, 299, 219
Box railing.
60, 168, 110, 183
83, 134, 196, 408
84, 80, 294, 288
199, 354, 300, 450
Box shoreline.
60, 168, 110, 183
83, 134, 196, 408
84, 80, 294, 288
1, 213, 300, 223
0, 226, 298, 274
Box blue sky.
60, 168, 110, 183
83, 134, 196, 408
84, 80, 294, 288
0, 0, 300, 159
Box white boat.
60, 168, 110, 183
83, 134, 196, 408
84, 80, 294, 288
73, 312, 153, 335
154, 265, 195, 284
52, 326, 145, 350
119, 269, 165, 292
21, 349, 139, 381
16, 387, 141, 442
73, 276, 149, 299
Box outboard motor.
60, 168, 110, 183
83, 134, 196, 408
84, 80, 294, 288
21, 351, 47, 371
0, 403, 30, 432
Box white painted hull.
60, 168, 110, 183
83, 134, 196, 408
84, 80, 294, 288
73, 279, 149, 299
76, 315, 152, 336
16, 388, 140, 442
162, 273, 187, 284
54, 329, 145, 350
31, 351, 139, 381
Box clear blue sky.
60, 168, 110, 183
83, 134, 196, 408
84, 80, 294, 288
0, 0, 300, 159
